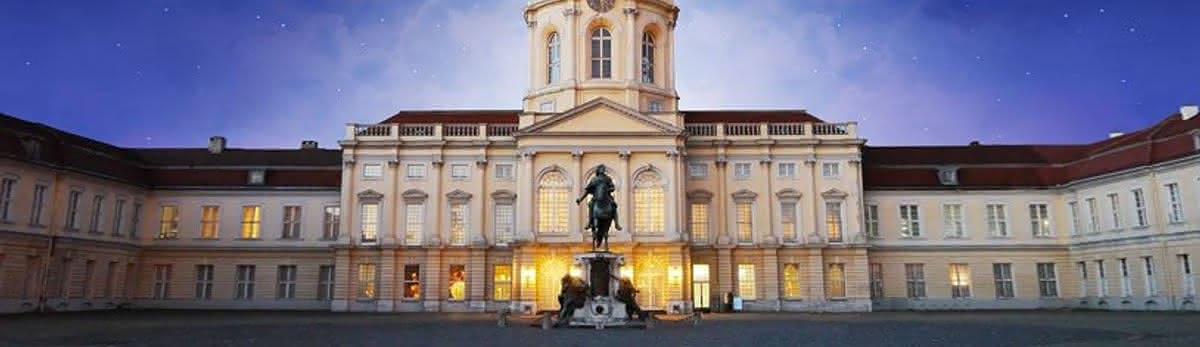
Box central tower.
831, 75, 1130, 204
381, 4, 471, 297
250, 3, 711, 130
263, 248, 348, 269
522, 0, 680, 115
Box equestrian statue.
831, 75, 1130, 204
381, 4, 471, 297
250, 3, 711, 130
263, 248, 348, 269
576, 164, 622, 250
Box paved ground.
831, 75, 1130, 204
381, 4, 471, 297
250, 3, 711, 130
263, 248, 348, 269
0, 310, 1197, 347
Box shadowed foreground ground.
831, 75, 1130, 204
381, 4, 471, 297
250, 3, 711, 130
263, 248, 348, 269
0, 310, 1197, 346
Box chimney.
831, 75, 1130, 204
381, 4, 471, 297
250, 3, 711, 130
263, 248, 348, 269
208, 136, 226, 154
1108, 131, 1124, 139
1182, 104, 1199, 120
301, 140, 319, 150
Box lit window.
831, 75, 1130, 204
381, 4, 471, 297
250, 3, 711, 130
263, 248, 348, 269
777, 163, 796, 178
734, 163, 751, 178
235, 265, 255, 300
158, 205, 179, 239
783, 264, 801, 298
986, 203, 1008, 237
780, 202, 798, 242
865, 204, 879, 238
949, 264, 971, 298
200, 206, 220, 239
825, 202, 842, 242
736, 202, 753, 243
641, 32, 655, 83
1132, 188, 1148, 227
403, 265, 420, 299
899, 204, 921, 238
360, 203, 379, 243
318, 265, 335, 300
943, 203, 965, 238
405, 203, 424, 246
590, 28, 612, 79
993, 263, 1014, 298
451, 164, 470, 179
827, 263, 846, 298
363, 163, 383, 178
494, 265, 512, 301
547, 32, 561, 83
195, 264, 214, 300
240, 206, 261, 239
358, 263, 377, 299
537, 171, 569, 234
633, 171, 665, 234
688, 163, 708, 178
281, 205, 302, 239
406, 164, 426, 179
494, 203, 514, 245
277, 265, 297, 299
494, 164, 514, 179
737, 264, 756, 300
448, 265, 466, 301
449, 202, 468, 246
905, 263, 925, 298
690, 203, 708, 244
1166, 183, 1184, 223
322, 206, 341, 240
1036, 263, 1058, 297
822, 162, 839, 177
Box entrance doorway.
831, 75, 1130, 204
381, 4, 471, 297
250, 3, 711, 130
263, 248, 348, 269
692, 264, 710, 311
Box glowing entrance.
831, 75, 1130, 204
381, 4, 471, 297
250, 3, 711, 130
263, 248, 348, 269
692, 264, 710, 310
536, 254, 572, 311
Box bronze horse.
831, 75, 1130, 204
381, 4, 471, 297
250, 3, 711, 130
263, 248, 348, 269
577, 165, 622, 250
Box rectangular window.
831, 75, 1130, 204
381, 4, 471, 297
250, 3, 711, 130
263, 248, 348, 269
1132, 188, 1148, 227
688, 163, 708, 178
360, 203, 379, 243
827, 263, 846, 298
448, 265, 466, 301
235, 265, 256, 300
1097, 260, 1108, 297
1037, 263, 1059, 298
449, 203, 468, 246
869, 263, 884, 299
322, 206, 341, 240
986, 204, 1009, 237
493, 264, 512, 301
82, 260, 95, 298
1119, 258, 1132, 296
1068, 201, 1081, 235
733, 163, 751, 178
240, 206, 261, 239
949, 264, 971, 298
865, 204, 880, 238
111, 199, 125, 236
1179, 254, 1195, 297
158, 205, 179, 239
1107, 193, 1122, 229
494, 164, 514, 179
736, 202, 753, 243
777, 163, 796, 178
450, 164, 470, 179
153, 264, 171, 299
1029, 203, 1051, 237
405, 203, 423, 246
494, 203, 514, 245
690, 203, 708, 244
357, 263, 377, 299
1078, 262, 1089, 297
780, 202, 797, 242
194, 265, 214, 299
406, 164, 426, 179
0, 178, 14, 221
993, 263, 1014, 298
943, 203, 965, 238
318, 265, 335, 301
130, 203, 142, 237
538, 100, 555, 112
200, 205, 220, 239
821, 162, 840, 177
65, 191, 82, 230
30, 184, 47, 226
1143, 257, 1157, 296
277, 265, 297, 299
362, 163, 383, 178
1165, 183, 1184, 223
403, 265, 421, 299
825, 202, 842, 242
899, 204, 921, 238
88, 195, 103, 232
905, 264, 926, 298
737, 264, 756, 300
647, 100, 664, 112
1086, 198, 1100, 233
782, 263, 801, 298
281, 206, 302, 239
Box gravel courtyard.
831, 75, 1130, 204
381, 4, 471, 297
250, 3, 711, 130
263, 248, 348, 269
1, 310, 1197, 347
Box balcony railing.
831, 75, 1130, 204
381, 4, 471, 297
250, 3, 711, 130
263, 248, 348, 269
685, 124, 716, 137
443, 124, 478, 137
725, 123, 760, 136
345, 123, 519, 142
685, 121, 857, 141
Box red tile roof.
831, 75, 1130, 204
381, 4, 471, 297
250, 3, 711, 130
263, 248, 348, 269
682, 110, 825, 123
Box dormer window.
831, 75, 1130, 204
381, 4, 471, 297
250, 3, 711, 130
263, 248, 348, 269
248, 169, 265, 185
937, 166, 959, 186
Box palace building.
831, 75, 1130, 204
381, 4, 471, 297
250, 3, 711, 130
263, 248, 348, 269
2, 0, 1199, 314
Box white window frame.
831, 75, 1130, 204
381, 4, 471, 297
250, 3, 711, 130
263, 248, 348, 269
30, 184, 47, 226
1068, 201, 1082, 236
993, 263, 1015, 299
65, 190, 82, 230
0, 177, 14, 222
825, 201, 843, 243
865, 203, 880, 238
111, 199, 125, 236
690, 202, 709, 245
153, 264, 171, 299
360, 202, 380, 244
406, 163, 427, 179
1179, 254, 1195, 297
318, 265, 335, 300
322, 205, 341, 240
1107, 193, 1122, 230
1142, 256, 1158, 296
281, 205, 302, 239
362, 163, 384, 179
1036, 263, 1059, 298
1131, 188, 1148, 227
904, 263, 926, 298
277, 265, 297, 299
87, 194, 104, 233
405, 203, 424, 246
942, 203, 965, 238
1119, 258, 1132, 297
1085, 198, 1100, 233
821, 162, 840, 178
647, 99, 664, 113
777, 162, 797, 178
735, 201, 754, 244
1165, 183, 1184, 223
235, 265, 256, 300
1029, 202, 1052, 237
780, 201, 799, 242
1097, 260, 1108, 297
688, 163, 708, 178
949, 263, 971, 298
494, 163, 515, 179
1077, 261, 1089, 297
986, 203, 1009, 237
494, 202, 514, 245
194, 264, 213, 300
733, 162, 752, 179
450, 163, 470, 179
449, 202, 468, 246
737, 264, 756, 300
899, 204, 921, 238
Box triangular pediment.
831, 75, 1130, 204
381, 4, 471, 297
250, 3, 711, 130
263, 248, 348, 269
517, 98, 684, 136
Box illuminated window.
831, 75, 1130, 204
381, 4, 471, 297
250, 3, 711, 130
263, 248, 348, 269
449, 202, 468, 246
358, 263, 377, 299
781, 202, 798, 242
318, 265, 335, 300
235, 265, 255, 300
590, 28, 612, 79
493, 265, 512, 301
448, 265, 466, 301
690, 203, 708, 244
641, 32, 655, 83
737, 264, 756, 300
1165, 183, 1184, 223
240, 206, 261, 239
158, 205, 179, 239
153, 264, 171, 299
949, 263, 971, 298
360, 203, 378, 243
1036, 263, 1058, 297
405, 203, 423, 246
200, 206, 219, 239
194, 264, 213, 299
993, 263, 1014, 298
827, 263, 846, 298
633, 171, 664, 234
899, 204, 920, 237
692, 264, 711, 309
986, 203, 1008, 237
547, 32, 560, 83
825, 202, 842, 242
782, 264, 801, 298
943, 203, 965, 238
322, 206, 340, 240
904, 263, 925, 298
537, 171, 569, 234
494, 203, 514, 245
403, 265, 421, 299
869, 263, 883, 299
281, 206, 302, 239
865, 204, 880, 238
736, 202, 753, 243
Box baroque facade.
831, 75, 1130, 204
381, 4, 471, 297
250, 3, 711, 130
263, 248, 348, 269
2, 0, 1199, 314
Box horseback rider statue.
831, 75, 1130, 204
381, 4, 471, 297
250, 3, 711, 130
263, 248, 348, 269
576, 164, 622, 250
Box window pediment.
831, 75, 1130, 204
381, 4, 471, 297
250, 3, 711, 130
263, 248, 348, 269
401, 189, 428, 203
687, 190, 713, 203
731, 189, 758, 202
491, 190, 517, 203
357, 189, 384, 201
775, 189, 803, 202
446, 189, 473, 202
821, 189, 848, 200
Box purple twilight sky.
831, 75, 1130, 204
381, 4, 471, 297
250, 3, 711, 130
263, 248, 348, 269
2, 0, 1199, 149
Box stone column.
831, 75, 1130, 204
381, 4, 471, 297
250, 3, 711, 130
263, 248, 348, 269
618, 149, 632, 240
761, 155, 777, 245
474, 156, 488, 246
571, 149, 584, 239
430, 156, 445, 246
516, 151, 535, 242
715, 155, 729, 245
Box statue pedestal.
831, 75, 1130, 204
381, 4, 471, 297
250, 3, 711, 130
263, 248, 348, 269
561, 251, 638, 328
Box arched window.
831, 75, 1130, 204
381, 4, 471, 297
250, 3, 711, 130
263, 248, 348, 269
590, 28, 612, 79
633, 170, 665, 234
537, 171, 569, 233
547, 32, 561, 84
641, 32, 655, 84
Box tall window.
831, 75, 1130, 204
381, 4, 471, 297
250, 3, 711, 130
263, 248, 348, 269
1119, 258, 1132, 296
158, 205, 179, 239
448, 265, 466, 301
1179, 254, 1195, 297
1165, 183, 1184, 223
590, 28, 612, 79
88, 195, 103, 232
737, 264, 756, 300
1029, 203, 1051, 237
1107, 193, 1122, 229
494, 203, 514, 245
281, 206, 302, 239
865, 204, 880, 238
780, 202, 798, 242
358, 264, 377, 299
827, 263, 846, 298
641, 32, 654, 83
1086, 198, 1100, 233
633, 171, 665, 234
547, 32, 561, 83
493, 264, 512, 301
1068, 201, 1082, 235
235, 265, 256, 300
318, 265, 335, 300
322, 206, 340, 240
904, 264, 926, 298
869, 263, 884, 299
200, 206, 220, 239
1142, 257, 1157, 296
1097, 260, 1108, 297
29, 184, 47, 226
537, 171, 569, 234
153, 264, 171, 299
449, 202, 468, 246
943, 203, 965, 238
130, 202, 142, 237
0, 177, 14, 221
277, 265, 297, 299
782, 264, 801, 298
403, 265, 421, 299
1077, 262, 1089, 297
986, 204, 1009, 237
360, 203, 379, 243
993, 263, 1014, 298
690, 203, 708, 244
241, 206, 261, 239
405, 203, 424, 246
65, 191, 81, 230
1036, 263, 1058, 297
736, 202, 753, 243
949, 264, 971, 298
195, 265, 213, 299
825, 202, 843, 242
899, 204, 921, 238
111, 199, 125, 236
1132, 188, 1148, 227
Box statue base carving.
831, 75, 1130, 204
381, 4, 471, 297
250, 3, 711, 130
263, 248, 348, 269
553, 251, 651, 329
